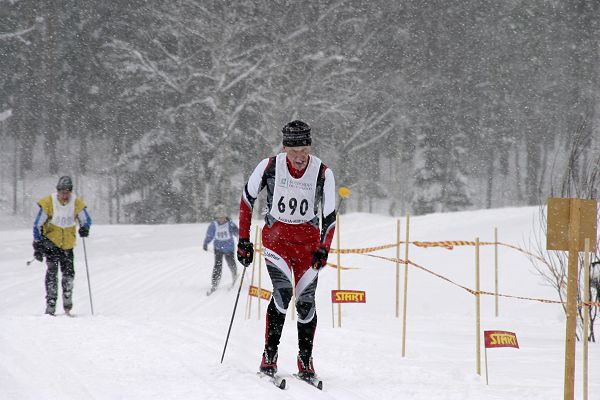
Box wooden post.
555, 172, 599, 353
583, 238, 590, 400
245, 226, 259, 319
336, 212, 342, 328
401, 214, 410, 357
476, 237, 481, 376
564, 199, 581, 400
494, 227, 499, 318
484, 346, 489, 385
257, 227, 263, 320
331, 300, 335, 328
547, 197, 597, 400
396, 219, 401, 318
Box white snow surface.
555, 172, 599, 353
0, 207, 598, 399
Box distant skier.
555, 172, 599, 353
237, 120, 336, 380
203, 204, 239, 295
32, 176, 92, 316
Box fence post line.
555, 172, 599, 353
336, 212, 342, 328
564, 199, 582, 400
245, 226, 259, 319
476, 237, 481, 376
583, 238, 590, 400
395, 219, 401, 318
494, 227, 499, 317
331, 299, 335, 328
401, 213, 410, 357
485, 346, 489, 385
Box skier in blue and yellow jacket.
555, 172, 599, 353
32, 176, 92, 316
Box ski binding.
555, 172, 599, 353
257, 371, 286, 390
293, 373, 323, 390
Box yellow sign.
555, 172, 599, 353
248, 286, 272, 300
331, 290, 366, 303
547, 198, 597, 252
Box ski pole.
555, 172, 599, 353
26, 258, 36, 266
220, 264, 248, 363
82, 237, 95, 315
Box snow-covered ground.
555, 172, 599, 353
0, 207, 598, 399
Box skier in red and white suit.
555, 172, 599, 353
237, 120, 336, 379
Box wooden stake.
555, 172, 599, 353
401, 214, 410, 357
485, 346, 489, 385
245, 226, 259, 319
494, 227, 499, 317
564, 199, 581, 400
331, 300, 335, 328
583, 238, 590, 400
476, 237, 481, 376
396, 219, 401, 318
336, 212, 342, 328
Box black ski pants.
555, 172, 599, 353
210, 250, 237, 289
264, 264, 318, 359
44, 243, 75, 311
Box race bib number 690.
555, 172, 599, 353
277, 196, 309, 216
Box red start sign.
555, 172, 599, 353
484, 330, 519, 349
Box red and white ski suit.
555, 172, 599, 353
239, 153, 336, 357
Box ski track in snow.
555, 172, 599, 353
0, 208, 598, 399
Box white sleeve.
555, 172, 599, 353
322, 168, 336, 217
243, 158, 270, 207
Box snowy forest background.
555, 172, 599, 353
1, 0, 599, 224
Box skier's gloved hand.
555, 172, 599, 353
78, 226, 89, 238
32, 241, 44, 262
312, 246, 329, 270
237, 239, 254, 266
203, 243, 208, 251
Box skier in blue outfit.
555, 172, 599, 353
203, 204, 239, 295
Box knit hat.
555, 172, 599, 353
282, 120, 311, 147
214, 204, 227, 218
56, 176, 73, 192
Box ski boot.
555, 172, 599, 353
45, 302, 56, 316
259, 346, 278, 376
297, 352, 315, 379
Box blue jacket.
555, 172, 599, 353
203, 219, 238, 253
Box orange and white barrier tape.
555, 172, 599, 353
412, 240, 495, 249
362, 253, 566, 306
330, 240, 554, 273
263, 239, 597, 308
330, 243, 398, 254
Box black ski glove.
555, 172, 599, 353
203, 243, 208, 251
79, 226, 89, 238
33, 241, 44, 262
237, 239, 254, 266
312, 246, 329, 270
